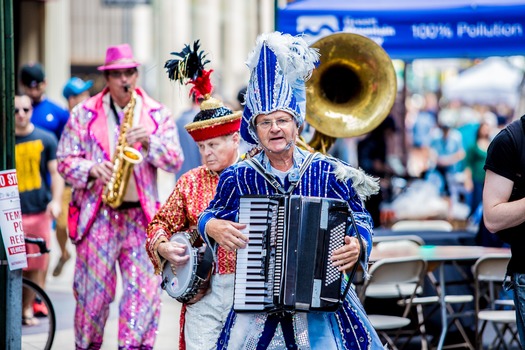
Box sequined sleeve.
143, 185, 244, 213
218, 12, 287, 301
57, 107, 97, 189
146, 180, 189, 274
197, 166, 240, 248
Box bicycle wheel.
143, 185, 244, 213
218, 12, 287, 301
21, 278, 56, 350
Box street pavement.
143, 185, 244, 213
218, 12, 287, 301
37, 237, 182, 350
20, 170, 520, 349
23, 171, 182, 350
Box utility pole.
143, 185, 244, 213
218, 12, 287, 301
0, 0, 22, 349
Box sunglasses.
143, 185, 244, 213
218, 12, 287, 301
107, 69, 137, 78
15, 107, 31, 114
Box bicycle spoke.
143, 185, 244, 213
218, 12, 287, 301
21, 279, 55, 350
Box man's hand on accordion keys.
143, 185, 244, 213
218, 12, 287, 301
205, 219, 248, 252
331, 236, 361, 273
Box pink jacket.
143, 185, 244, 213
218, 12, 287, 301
57, 87, 184, 243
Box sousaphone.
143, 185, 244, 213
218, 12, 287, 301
304, 33, 397, 153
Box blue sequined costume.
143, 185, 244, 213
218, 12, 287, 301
198, 147, 384, 349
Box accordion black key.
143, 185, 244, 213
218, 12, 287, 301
234, 195, 349, 313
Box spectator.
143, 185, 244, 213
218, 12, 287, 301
483, 114, 525, 345
19, 63, 70, 141
464, 122, 491, 216
15, 94, 64, 325
62, 76, 93, 110
357, 116, 397, 227
428, 111, 466, 217
50, 77, 94, 278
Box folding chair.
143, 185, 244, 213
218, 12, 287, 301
472, 254, 520, 349
375, 239, 475, 349
373, 234, 426, 247
359, 256, 428, 349
391, 219, 453, 232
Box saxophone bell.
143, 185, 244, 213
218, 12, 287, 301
122, 146, 143, 163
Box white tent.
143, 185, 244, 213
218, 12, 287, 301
442, 57, 524, 106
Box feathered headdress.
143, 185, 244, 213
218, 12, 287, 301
241, 32, 320, 145
165, 40, 241, 142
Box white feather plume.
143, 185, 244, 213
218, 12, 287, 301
245, 32, 320, 90
330, 158, 380, 200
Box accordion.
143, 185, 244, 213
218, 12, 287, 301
234, 195, 349, 313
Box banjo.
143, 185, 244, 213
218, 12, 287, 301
161, 231, 213, 304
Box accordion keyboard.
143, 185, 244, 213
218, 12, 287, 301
235, 196, 280, 310
234, 195, 349, 313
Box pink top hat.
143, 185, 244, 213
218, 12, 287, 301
97, 43, 141, 71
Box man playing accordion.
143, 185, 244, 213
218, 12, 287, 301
197, 32, 384, 349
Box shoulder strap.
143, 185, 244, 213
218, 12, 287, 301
287, 152, 316, 193
244, 158, 286, 194
245, 152, 317, 195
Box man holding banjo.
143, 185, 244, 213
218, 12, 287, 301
145, 41, 242, 350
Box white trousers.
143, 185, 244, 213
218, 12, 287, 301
184, 273, 234, 350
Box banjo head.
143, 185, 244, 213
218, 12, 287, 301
161, 233, 197, 299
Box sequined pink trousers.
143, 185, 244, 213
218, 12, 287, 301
73, 206, 161, 350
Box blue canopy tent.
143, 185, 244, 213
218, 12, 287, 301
277, 0, 525, 60
277, 0, 525, 201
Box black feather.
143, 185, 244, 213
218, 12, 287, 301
165, 40, 210, 83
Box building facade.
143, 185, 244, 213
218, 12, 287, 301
16, 0, 282, 117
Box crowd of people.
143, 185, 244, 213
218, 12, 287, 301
13, 32, 525, 349
368, 91, 513, 226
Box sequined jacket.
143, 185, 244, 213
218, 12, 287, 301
146, 166, 236, 275
197, 147, 379, 349
198, 147, 375, 262
57, 87, 184, 243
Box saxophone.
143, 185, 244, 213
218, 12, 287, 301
102, 87, 144, 209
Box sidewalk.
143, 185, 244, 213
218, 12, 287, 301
43, 241, 182, 350
25, 170, 181, 349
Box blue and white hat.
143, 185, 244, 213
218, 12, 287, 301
241, 32, 320, 145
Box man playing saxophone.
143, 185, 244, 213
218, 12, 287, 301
56, 43, 184, 350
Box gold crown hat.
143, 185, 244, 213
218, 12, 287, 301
165, 41, 241, 142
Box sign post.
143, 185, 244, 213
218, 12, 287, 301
0, 170, 26, 270
0, 0, 20, 348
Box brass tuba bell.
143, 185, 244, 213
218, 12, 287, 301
304, 33, 397, 153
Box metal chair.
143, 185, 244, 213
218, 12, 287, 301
391, 219, 453, 232
472, 254, 520, 349
375, 238, 475, 349
373, 234, 426, 247
359, 256, 428, 349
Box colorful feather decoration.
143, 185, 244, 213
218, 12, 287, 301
165, 40, 213, 99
